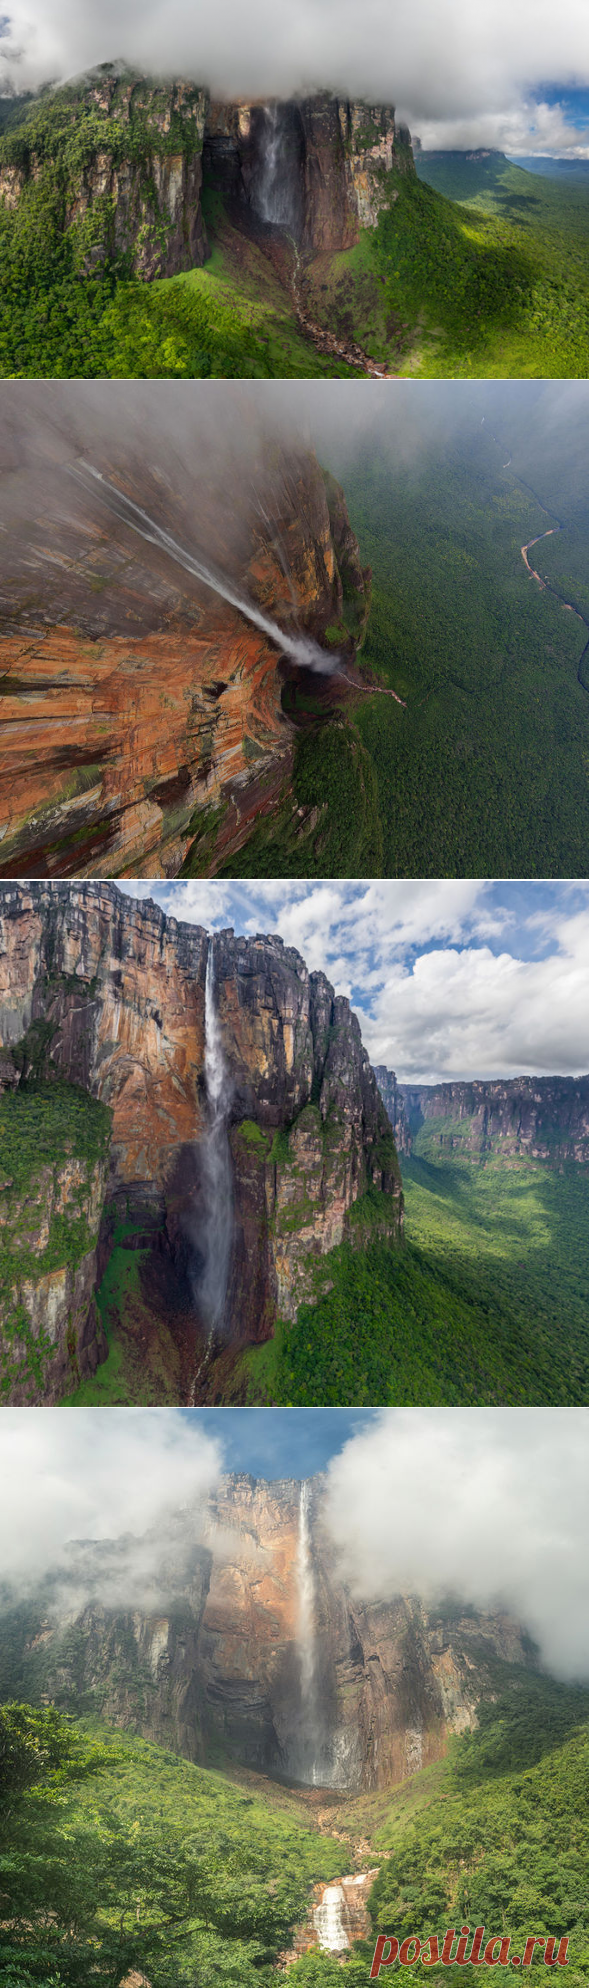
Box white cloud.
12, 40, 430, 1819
362, 908, 589, 1080
0, 1409, 223, 1597
324, 1409, 589, 1680
2, 0, 589, 155
119, 880, 589, 1084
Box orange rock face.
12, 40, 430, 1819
8, 1473, 535, 1792
0, 884, 400, 1400
0, 422, 370, 878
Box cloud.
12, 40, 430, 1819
324, 1409, 589, 1680
362, 905, 589, 1080
2, 0, 589, 154
0, 1409, 223, 1605
127, 880, 589, 1084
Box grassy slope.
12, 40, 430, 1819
241, 1144, 589, 1406
410, 153, 589, 375
363, 1686, 589, 1987
343, 432, 589, 879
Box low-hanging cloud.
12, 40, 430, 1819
2, 0, 589, 154
323, 1409, 589, 1680
0, 1409, 223, 1608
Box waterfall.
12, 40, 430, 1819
198, 937, 233, 1338
253, 103, 299, 230
296, 1480, 319, 1784
67, 462, 338, 674
314, 1884, 350, 1953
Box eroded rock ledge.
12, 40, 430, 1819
0, 436, 371, 879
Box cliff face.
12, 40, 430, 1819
0, 433, 370, 879
0, 70, 414, 272
373, 1067, 411, 1154
6, 1473, 533, 1792
0, 71, 209, 277
205, 95, 414, 252
0, 885, 401, 1399
377, 1073, 589, 1165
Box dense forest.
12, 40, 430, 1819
221, 407, 589, 883
1, 1669, 588, 1985
345, 424, 589, 879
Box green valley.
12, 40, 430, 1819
241, 1142, 589, 1407
2, 1670, 588, 1986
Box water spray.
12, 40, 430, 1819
66, 460, 339, 675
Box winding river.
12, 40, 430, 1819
485, 425, 589, 697
519, 525, 589, 696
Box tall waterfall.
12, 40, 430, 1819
67, 463, 337, 674
296, 1480, 319, 1784
199, 937, 233, 1337
253, 103, 299, 230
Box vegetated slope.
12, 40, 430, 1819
342, 425, 589, 878
0, 1702, 345, 1987
241, 1145, 589, 1406
363, 1674, 589, 1988
3, 1670, 588, 1987
413, 150, 589, 375
0, 1080, 112, 1401
2, 84, 589, 379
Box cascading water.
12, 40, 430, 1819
314, 1885, 350, 1953
67, 462, 338, 674
296, 1479, 320, 1785
198, 937, 233, 1339
252, 103, 300, 230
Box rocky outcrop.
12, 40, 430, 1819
0, 1145, 108, 1405
0, 70, 209, 276
0, 885, 402, 1398
376, 1073, 589, 1166
285, 1870, 379, 1960
3, 1473, 534, 1792
373, 1067, 411, 1154
0, 426, 370, 878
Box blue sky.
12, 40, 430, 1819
119, 879, 589, 1084
180, 1407, 375, 1477
534, 85, 589, 132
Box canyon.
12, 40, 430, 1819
0, 883, 402, 1403
375, 1067, 589, 1165
1, 1470, 533, 1794
0, 69, 415, 276
0, 421, 371, 878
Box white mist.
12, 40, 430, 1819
69, 462, 339, 674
